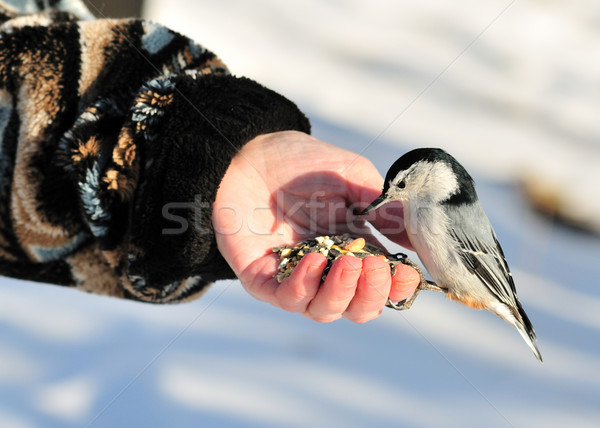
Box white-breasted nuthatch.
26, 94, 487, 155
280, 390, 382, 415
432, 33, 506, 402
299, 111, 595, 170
361, 148, 542, 362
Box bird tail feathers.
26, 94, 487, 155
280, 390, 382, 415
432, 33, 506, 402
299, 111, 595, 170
513, 317, 543, 363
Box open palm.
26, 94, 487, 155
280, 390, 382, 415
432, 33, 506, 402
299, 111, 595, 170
214, 131, 419, 323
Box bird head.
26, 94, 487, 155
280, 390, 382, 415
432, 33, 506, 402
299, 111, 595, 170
360, 148, 477, 215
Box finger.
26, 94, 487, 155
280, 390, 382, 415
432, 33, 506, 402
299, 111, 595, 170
345, 157, 385, 204
305, 255, 362, 323
343, 256, 391, 323
389, 264, 421, 302
275, 252, 327, 313
238, 253, 281, 306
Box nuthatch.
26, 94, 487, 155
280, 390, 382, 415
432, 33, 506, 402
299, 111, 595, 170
362, 148, 542, 362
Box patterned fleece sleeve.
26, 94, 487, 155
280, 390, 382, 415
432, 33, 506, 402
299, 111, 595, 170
0, 9, 310, 302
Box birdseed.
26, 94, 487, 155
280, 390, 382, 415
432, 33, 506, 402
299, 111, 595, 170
272, 233, 424, 283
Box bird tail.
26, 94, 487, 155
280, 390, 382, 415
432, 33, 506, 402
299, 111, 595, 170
514, 319, 543, 362
513, 301, 543, 363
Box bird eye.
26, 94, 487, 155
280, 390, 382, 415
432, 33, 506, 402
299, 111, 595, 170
399, 180, 406, 189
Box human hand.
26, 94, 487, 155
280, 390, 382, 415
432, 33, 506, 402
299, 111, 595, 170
213, 131, 420, 323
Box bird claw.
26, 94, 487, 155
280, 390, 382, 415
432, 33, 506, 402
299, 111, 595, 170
388, 252, 408, 262
385, 252, 447, 311
386, 279, 447, 311
386, 298, 407, 310
386, 286, 422, 311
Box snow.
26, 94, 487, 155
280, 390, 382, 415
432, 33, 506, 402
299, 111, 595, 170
1, 0, 599, 427
34, 377, 97, 422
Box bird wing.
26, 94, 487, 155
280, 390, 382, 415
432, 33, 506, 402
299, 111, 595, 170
445, 203, 539, 359
446, 203, 518, 309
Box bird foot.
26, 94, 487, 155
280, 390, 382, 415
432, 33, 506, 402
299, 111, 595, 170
385, 252, 448, 311
388, 252, 408, 262
422, 280, 447, 293
386, 280, 447, 311
386, 288, 421, 311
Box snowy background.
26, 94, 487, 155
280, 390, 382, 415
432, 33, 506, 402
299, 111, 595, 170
1, 0, 600, 427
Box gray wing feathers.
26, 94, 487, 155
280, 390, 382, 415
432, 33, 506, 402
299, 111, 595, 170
446, 203, 539, 360
446, 203, 518, 309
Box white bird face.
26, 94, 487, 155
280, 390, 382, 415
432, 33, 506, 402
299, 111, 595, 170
386, 160, 460, 204
361, 148, 477, 215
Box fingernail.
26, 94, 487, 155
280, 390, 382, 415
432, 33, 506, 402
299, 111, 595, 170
393, 265, 420, 284
306, 264, 323, 280
341, 267, 360, 283
365, 266, 389, 283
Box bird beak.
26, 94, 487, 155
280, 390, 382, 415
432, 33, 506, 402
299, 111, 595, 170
359, 193, 389, 215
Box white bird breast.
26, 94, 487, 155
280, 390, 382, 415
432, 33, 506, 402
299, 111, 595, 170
401, 198, 456, 284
